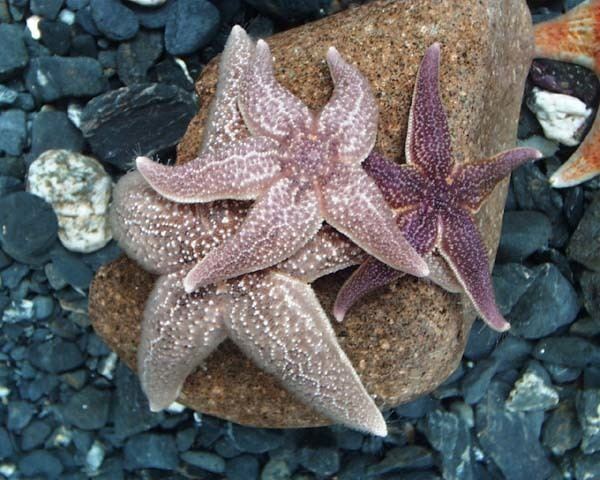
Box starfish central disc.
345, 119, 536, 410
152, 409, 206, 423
279, 135, 332, 182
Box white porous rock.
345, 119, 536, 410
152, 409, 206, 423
27, 150, 113, 253
527, 87, 592, 147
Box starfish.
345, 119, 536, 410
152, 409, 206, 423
533, 0, 600, 187
135, 29, 428, 294
109, 26, 387, 436
333, 43, 542, 332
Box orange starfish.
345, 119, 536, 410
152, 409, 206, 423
534, 0, 600, 187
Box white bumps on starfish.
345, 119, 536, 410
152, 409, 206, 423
110, 26, 388, 436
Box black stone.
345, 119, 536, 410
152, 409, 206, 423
117, 30, 163, 86
154, 57, 194, 91
0, 109, 26, 156
366, 445, 434, 476
567, 193, 600, 272
243, 0, 327, 22
70, 34, 98, 58
542, 401, 582, 455
576, 389, 600, 454
80, 83, 197, 169
28, 337, 84, 373
0, 192, 58, 264
132, 0, 173, 29
76, 6, 101, 36
0, 24, 28, 81
18, 450, 64, 478
164, 0, 220, 56
497, 210, 552, 262
91, 0, 139, 41
461, 358, 499, 405
0, 428, 13, 460
533, 337, 600, 368
464, 319, 502, 360
545, 362, 581, 384
25, 56, 107, 102
422, 410, 475, 480
564, 185, 585, 229
124, 433, 179, 470
213, 436, 242, 458
394, 395, 439, 419
298, 445, 340, 477
39, 20, 71, 55
30, 0, 64, 19
7, 400, 35, 430
509, 263, 579, 339
30, 110, 84, 157
49, 248, 94, 290
62, 386, 111, 430
584, 364, 600, 388
181, 451, 225, 473
225, 454, 259, 480
21, 420, 52, 450
581, 272, 600, 322
227, 424, 284, 454
475, 382, 556, 480
0, 174, 26, 196
0, 262, 29, 288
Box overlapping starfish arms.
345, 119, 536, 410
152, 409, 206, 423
533, 0, 600, 187
334, 43, 542, 332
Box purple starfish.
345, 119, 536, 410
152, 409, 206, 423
136, 34, 428, 294
333, 43, 542, 332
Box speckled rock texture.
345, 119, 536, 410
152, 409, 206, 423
90, 0, 534, 428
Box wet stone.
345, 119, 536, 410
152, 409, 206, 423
366, 445, 434, 476
1, 262, 29, 289
0, 84, 18, 107
298, 445, 340, 477
462, 358, 499, 405
7, 400, 35, 430
567, 193, 600, 272
0, 24, 28, 80
464, 319, 502, 360
243, 0, 325, 22
225, 454, 260, 480
21, 420, 52, 450
584, 367, 600, 389
542, 401, 582, 456
574, 452, 600, 480
62, 386, 111, 430
227, 424, 284, 454
30, 111, 84, 157
506, 361, 559, 412
0, 427, 13, 460
576, 389, 600, 454
545, 363, 581, 384
497, 210, 552, 262
533, 337, 600, 368
581, 272, 600, 322
50, 248, 94, 290
0, 109, 26, 156
18, 449, 64, 478
0, 175, 23, 197
132, 0, 173, 29
117, 30, 163, 86
395, 395, 440, 419
213, 436, 242, 458
28, 337, 84, 373
30, 0, 64, 19
164, 0, 220, 56
509, 263, 579, 339
124, 433, 179, 470
39, 19, 71, 55
180, 451, 225, 473
91, 0, 139, 41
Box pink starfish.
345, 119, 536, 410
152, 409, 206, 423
534, 0, 600, 187
333, 44, 542, 332
136, 34, 428, 294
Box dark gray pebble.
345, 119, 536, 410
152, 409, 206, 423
30, 110, 84, 157
165, 0, 220, 56
298, 445, 340, 476
62, 385, 111, 430
181, 451, 225, 473
18, 449, 64, 478
30, 0, 64, 20
244, 0, 326, 22
49, 248, 93, 290
7, 400, 35, 430
0, 192, 58, 264
533, 337, 600, 368
576, 389, 600, 454
117, 30, 163, 86
76, 6, 101, 36
226, 454, 260, 480
508, 263, 579, 339
0, 428, 13, 460
33, 295, 54, 319
260, 458, 291, 479
542, 401, 582, 455
175, 427, 196, 452
571, 316, 600, 338
462, 358, 499, 405
0, 176, 23, 196
366, 445, 433, 476
0, 156, 26, 179
213, 436, 242, 458
132, 0, 173, 29
1, 262, 29, 289
0, 24, 29, 81
0, 84, 18, 107
154, 57, 194, 91
91, 0, 139, 41
124, 433, 179, 470
70, 33, 98, 58
21, 419, 52, 450
574, 452, 600, 480
80, 83, 196, 169
394, 395, 439, 419
567, 193, 600, 271
0, 109, 26, 156
545, 363, 581, 384
39, 19, 71, 55
28, 337, 84, 373
464, 319, 502, 360
228, 424, 284, 454
581, 272, 600, 322
497, 210, 552, 262
25, 56, 107, 103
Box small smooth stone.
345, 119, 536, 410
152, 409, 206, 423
0, 156, 25, 178
464, 319, 502, 360
164, 0, 220, 56
366, 445, 434, 476
0, 109, 26, 156
28, 337, 84, 373
395, 395, 440, 419
70, 33, 97, 57
542, 401, 582, 456
30, 0, 64, 19
7, 400, 35, 430
30, 111, 84, 157
509, 263, 579, 339
545, 363, 581, 384
80, 83, 197, 170
226, 454, 260, 480
181, 451, 225, 473
0, 192, 58, 263
213, 437, 242, 458
49, 249, 93, 289
511, 163, 563, 224
39, 19, 71, 55
1, 262, 29, 289
298, 446, 340, 477
571, 317, 600, 338
132, 0, 172, 28
422, 410, 475, 480
533, 337, 600, 368
28, 150, 112, 253
0, 176, 24, 196
581, 272, 600, 322
497, 210, 552, 262
0, 428, 12, 460
21, 420, 52, 450
227, 424, 284, 454
124, 433, 179, 470
506, 361, 559, 412
25, 56, 107, 103
574, 452, 600, 480
117, 30, 163, 85
576, 389, 600, 454
0, 84, 18, 107
176, 427, 196, 452
567, 193, 600, 272
75, 6, 100, 36
461, 358, 499, 405
62, 386, 111, 430
18, 450, 63, 478
0, 25, 28, 80
91, 0, 139, 41
33, 295, 54, 319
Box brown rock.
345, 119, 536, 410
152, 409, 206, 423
90, 0, 533, 428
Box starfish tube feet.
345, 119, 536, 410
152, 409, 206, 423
138, 273, 228, 411
227, 271, 387, 436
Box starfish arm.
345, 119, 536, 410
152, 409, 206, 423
317, 47, 378, 163
238, 40, 313, 141
405, 43, 453, 180
109, 171, 246, 275
453, 147, 542, 210
201, 25, 255, 155
423, 253, 462, 293
136, 136, 281, 203
319, 164, 429, 278
363, 151, 425, 208
226, 271, 387, 436
183, 178, 322, 292
278, 226, 366, 283
438, 210, 509, 332
332, 258, 402, 322
138, 272, 229, 411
